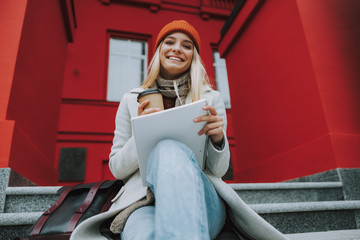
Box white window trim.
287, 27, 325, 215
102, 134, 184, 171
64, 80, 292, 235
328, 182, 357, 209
107, 38, 148, 102
213, 51, 231, 109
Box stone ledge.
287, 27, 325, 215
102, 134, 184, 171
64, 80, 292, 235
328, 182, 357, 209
0, 212, 42, 226
262, 209, 359, 234
5, 186, 61, 195
4, 194, 59, 213
251, 200, 360, 214
230, 182, 343, 190
285, 229, 360, 240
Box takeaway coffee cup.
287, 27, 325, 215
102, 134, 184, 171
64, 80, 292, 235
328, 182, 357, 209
137, 89, 164, 111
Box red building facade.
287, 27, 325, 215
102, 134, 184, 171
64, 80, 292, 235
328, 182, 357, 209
218, 0, 360, 182
56, 0, 238, 185
1, 0, 360, 186
0, 0, 74, 185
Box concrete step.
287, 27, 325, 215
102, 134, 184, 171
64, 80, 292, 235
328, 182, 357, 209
285, 229, 360, 240
0, 212, 42, 226
230, 182, 344, 204
3, 182, 344, 214
1, 201, 359, 238
4, 186, 61, 213
252, 200, 360, 234
0, 212, 42, 240
3, 228, 360, 240
1, 183, 356, 239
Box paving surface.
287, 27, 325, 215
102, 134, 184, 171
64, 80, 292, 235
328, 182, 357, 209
285, 229, 360, 240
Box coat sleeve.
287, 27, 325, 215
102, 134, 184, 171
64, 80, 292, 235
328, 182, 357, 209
109, 94, 139, 180
205, 91, 231, 178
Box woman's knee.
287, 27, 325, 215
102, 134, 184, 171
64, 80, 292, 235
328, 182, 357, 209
148, 139, 199, 179
154, 139, 189, 152
151, 139, 193, 163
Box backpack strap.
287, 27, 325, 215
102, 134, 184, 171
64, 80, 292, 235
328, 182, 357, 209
31, 184, 76, 235
66, 181, 106, 233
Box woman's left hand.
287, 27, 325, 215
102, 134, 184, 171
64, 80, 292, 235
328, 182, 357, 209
194, 105, 224, 145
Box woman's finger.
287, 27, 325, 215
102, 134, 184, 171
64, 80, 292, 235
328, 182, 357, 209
193, 104, 219, 122
138, 100, 150, 115
206, 127, 223, 136
141, 107, 161, 115
194, 114, 222, 124
138, 100, 160, 116
198, 121, 223, 135
202, 105, 218, 116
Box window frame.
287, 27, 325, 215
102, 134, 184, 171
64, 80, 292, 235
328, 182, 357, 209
105, 31, 152, 102
212, 49, 232, 109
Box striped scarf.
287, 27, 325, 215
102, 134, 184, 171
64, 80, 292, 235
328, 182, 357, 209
156, 71, 191, 106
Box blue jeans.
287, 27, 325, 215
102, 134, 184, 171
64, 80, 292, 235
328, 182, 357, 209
121, 139, 226, 240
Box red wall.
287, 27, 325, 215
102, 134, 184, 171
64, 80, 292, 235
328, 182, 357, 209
2, 0, 69, 185
4, 0, 358, 185
61, 1, 227, 100
56, 0, 235, 185
219, 0, 360, 182
296, 0, 360, 167
0, 0, 27, 167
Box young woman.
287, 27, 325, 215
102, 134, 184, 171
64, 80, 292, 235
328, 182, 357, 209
70, 20, 289, 240
108, 20, 229, 240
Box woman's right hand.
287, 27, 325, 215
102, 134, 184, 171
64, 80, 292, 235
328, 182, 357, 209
138, 100, 161, 116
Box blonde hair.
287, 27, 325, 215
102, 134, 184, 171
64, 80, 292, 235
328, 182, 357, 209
141, 42, 211, 102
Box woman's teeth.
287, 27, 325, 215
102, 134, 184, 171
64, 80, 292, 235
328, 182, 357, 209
169, 57, 182, 61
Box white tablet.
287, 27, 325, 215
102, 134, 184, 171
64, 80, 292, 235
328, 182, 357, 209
131, 99, 209, 186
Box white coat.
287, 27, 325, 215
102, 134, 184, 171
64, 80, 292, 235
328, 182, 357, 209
70, 86, 289, 240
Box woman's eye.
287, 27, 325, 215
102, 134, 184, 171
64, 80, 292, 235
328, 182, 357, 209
165, 40, 174, 45
183, 45, 192, 49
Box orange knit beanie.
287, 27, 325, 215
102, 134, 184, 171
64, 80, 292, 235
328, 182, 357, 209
155, 20, 201, 53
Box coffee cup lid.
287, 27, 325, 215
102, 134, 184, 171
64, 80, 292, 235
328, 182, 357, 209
137, 89, 162, 102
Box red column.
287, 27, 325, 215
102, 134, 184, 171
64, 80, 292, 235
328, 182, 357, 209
296, 0, 360, 168
0, 0, 28, 168
219, 0, 360, 182
1, 0, 70, 185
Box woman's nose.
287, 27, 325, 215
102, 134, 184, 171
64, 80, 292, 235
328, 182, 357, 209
172, 42, 181, 52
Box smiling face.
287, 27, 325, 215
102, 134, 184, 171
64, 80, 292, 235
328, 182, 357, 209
159, 32, 194, 80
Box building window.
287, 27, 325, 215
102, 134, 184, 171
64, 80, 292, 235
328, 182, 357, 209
213, 51, 231, 109
107, 38, 148, 102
